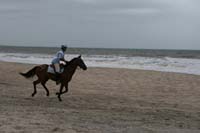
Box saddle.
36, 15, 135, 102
47, 65, 64, 74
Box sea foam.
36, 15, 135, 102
0, 52, 200, 75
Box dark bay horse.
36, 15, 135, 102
20, 55, 87, 101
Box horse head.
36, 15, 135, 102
64, 55, 87, 71
76, 55, 87, 70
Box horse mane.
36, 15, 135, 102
64, 57, 78, 68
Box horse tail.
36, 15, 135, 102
20, 66, 37, 78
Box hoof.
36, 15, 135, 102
58, 95, 62, 102
58, 97, 62, 102
46, 93, 49, 97
56, 92, 59, 95
31, 93, 35, 97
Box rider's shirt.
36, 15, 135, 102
51, 50, 64, 64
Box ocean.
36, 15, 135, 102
1, 45, 200, 75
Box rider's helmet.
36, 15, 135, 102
61, 45, 67, 51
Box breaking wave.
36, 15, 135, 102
0, 52, 200, 75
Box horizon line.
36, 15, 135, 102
0, 44, 200, 51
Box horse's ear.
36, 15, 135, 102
78, 55, 81, 58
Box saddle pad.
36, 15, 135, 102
47, 66, 64, 74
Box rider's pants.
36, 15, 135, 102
54, 63, 60, 73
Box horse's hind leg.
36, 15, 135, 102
41, 81, 49, 97
32, 79, 40, 97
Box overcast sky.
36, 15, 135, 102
0, 0, 200, 49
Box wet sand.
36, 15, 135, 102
0, 61, 200, 133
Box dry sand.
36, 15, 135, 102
0, 61, 200, 133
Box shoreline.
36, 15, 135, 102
0, 61, 200, 132
1, 60, 200, 77
1, 49, 200, 75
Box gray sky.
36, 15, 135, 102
0, 0, 200, 49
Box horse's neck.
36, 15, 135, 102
64, 61, 78, 79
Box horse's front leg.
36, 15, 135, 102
56, 83, 68, 94
57, 84, 64, 101
61, 83, 68, 94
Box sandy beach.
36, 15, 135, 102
0, 61, 200, 133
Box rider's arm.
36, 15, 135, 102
57, 52, 67, 63
60, 58, 65, 62
57, 53, 65, 61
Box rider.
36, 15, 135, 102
51, 45, 67, 83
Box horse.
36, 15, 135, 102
20, 55, 87, 101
